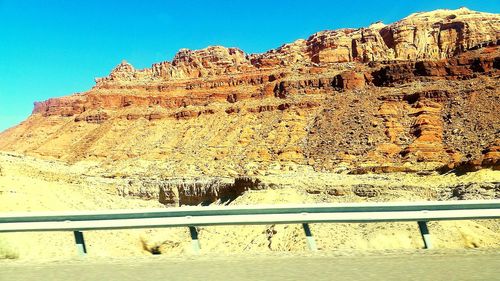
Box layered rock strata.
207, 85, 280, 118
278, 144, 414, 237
1, 8, 499, 175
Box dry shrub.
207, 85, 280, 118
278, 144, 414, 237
0, 238, 19, 259
140, 235, 181, 255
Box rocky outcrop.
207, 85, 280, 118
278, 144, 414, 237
74, 111, 110, 124
33, 96, 86, 117
29, 8, 499, 118
92, 8, 498, 87
444, 139, 500, 173
332, 71, 366, 90
116, 177, 265, 206
2, 8, 499, 175
256, 8, 498, 66
371, 47, 499, 86
34, 51, 499, 119
439, 182, 500, 200
305, 76, 500, 173
482, 140, 500, 169
401, 95, 449, 162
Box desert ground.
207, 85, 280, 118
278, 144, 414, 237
1, 152, 498, 260
1, 7, 499, 262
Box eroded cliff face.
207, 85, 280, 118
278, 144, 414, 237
1, 8, 499, 176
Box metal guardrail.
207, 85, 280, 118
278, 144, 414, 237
1, 200, 499, 255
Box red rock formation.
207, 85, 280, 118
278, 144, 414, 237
445, 139, 500, 172
33, 96, 86, 117
29, 8, 498, 119
74, 111, 109, 124
332, 71, 366, 90
371, 46, 499, 86
482, 140, 500, 169
2, 8, 499, 175
403, 98, 448, 162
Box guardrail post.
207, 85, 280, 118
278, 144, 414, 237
189, 226, 201, 254
417, 221, 432, 249
73, 230, 87, 256
302, 223, 318, 251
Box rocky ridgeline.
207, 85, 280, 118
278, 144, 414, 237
110, 8, 498, 77
2, 8, 499, 175
92, 8, 498, 84
32, 47, 499, 118
29, 9, 499, 117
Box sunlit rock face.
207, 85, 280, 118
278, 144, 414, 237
1, 8, 499, 175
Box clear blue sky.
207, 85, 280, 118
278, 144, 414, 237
0, 0, 498, 132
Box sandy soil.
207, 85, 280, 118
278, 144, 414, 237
0, 153, 499, 260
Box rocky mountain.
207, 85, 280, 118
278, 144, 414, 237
0, 7, 499, 177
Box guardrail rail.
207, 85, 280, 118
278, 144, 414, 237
1, 200, 499, 255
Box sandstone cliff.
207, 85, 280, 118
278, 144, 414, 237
0, 8, 499, 176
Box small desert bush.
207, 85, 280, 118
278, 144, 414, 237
0, 238, 19, 259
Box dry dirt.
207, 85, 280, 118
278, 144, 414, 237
0, 152, 498, 261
